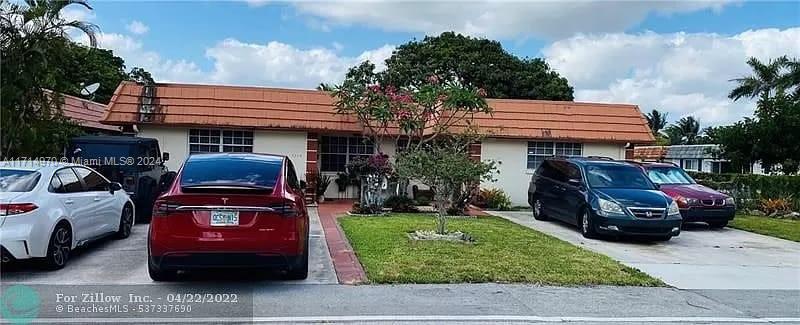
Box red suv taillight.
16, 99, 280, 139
269, 201, 298, 217
153, 200, 180, 217
0, 203, 38, 216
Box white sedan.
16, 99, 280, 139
1, 161, 135, 269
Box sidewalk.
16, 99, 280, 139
317, 200, 367, 284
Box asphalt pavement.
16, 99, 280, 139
1, 208, 798, 324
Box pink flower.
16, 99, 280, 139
427, 75, 440, 84
368, 84, 382, 94
477, 88, 487, 97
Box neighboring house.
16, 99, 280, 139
633, 144, 765, 174
102, 81, 654, 205
55, 91, 121, 134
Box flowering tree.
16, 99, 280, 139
332, 61, 492, 152
346, 152, 394, 213
332, 61, 497, 231
395, 137, 498, 234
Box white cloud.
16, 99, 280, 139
204, 39, 394, 88
292, 1, 734, 39
543, 28, 800, 126
80, 32, 395, 89
244, 0, 270, 7
126, 20, 149, 35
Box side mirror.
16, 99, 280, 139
159, 171, 177, 193
299, 180, 308, 190
161, 152, 170, 162
109, 182, 123, 194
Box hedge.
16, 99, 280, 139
687, 171, 800, 212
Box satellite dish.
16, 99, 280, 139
80, 82, 101, 96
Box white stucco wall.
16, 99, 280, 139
137, 126, 307, 178
480, 139, 626, 206
252, 130, 308, 178
480, 138, 528, 206
137, 126, 188, 171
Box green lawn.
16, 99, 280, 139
339, 214, 663, 286
730, 215, 800, 242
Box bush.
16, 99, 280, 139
383, 195, 419, 213
687, 172, 800, 212
478, 188, 512, 211
760, 198, 793, 215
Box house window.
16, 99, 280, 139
189, 129, 253, 153
527, 141, 583, 170
683, 159, 699, 171
320, 136, 374, 172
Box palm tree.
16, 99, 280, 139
1, 0, 98, 47
645, 109, 668, 135
729, 56, 790, 101
1, 0, 98, 156
665, 116, 701, 145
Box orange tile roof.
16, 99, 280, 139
48, 90, 120, 132
633, 146, 668, 160
103, 81, 655, 144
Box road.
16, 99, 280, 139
1, 208, 798, 324
488, 210, 800, 290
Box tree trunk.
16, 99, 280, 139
435, 191, 449, 234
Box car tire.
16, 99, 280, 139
148, 257, 177, 281
532, 197, 549, 221
579, 209, 598, 239
43, 222, 72, 270
114, 204, 134, 239
708, 221, 728, 229
285, 237, 309, 280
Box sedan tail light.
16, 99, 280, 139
0, 203, 38, 216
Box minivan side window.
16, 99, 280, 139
54, 168, 83, 193
564, 162, 582, 182
539, 160, 567, 182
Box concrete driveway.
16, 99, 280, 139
488, 211, 800, 290
0, 207, 337, 285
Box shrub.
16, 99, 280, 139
687, 172, 800, 212
383, 195, 419, 213
760, 198, 793, 215
316, 175, 332, 197
479, 188, 512, 211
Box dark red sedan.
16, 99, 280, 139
148, 153, 308, 281
633, 162, 735, 228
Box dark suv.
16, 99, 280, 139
67, 136, 173, 222
528, 157, 682, 240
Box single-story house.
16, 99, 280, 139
101, 81, 654, 205
632, 144, 765, 174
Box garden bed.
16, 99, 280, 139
338, 213, 663, 285
730, 215, 800, 242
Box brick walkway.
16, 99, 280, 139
316, 200, 367, 285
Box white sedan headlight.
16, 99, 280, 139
598, 198, 625, 215
667, 201, 680, 215
724, 197, 735, 206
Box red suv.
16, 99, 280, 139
147, 153, 308, 281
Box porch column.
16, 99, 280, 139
306, 133, 319, 202
469, 141, 482, 161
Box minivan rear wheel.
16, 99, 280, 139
580, 209, 598, 239
532, 198, 548, 221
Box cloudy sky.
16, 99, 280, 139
67, 1, 799, 127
